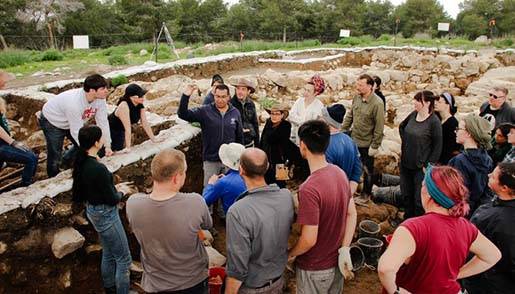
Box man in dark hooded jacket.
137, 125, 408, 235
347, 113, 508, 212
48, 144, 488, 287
230, 78, 259, 147
449, 113, 494, 215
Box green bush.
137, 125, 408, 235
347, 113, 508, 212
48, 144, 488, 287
39, 49, 64, 61
108, 55, 128, 65
337, 37, 363, 46
259, 97, 278, 110
378, 34, 391, 42
0, 50, 32, 68
110, 74, 128, 87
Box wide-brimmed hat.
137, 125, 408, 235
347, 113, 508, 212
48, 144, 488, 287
124, 84, 147, 98
320, 104, 346, 129
232, 78, 256, 94
264, 101, 289, 119
219, 143, 246, 170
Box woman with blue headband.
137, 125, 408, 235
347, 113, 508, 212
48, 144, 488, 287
378, 165, 500, 294
435, 92, 460, 164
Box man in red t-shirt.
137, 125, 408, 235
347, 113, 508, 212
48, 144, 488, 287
288, 120, 357, 294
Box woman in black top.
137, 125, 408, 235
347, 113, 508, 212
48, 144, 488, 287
260, 103, 294, 188
373, 75, 386, 110
72, 125, 131, 294
399, 91, 442, 218
489, 123, 513, 165
434, 92, 460, 164
108, 84, 162, 152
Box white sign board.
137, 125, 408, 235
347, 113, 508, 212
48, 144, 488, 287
438, 23, 450, 32
339, 29, 351, 38
73, 35, 90, 49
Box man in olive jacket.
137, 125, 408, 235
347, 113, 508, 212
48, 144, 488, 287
342, 74, 385, 197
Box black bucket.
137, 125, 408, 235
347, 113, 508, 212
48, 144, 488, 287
349, 245, 365, 271
357, 237, 384, 267
358, 220, 381, 239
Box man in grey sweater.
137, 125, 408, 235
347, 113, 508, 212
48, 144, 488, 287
127, 149, 212, 293
225, 148, 294, 294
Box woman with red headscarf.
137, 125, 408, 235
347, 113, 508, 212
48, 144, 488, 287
289, 75, 326, 144
378, 165, 501, 294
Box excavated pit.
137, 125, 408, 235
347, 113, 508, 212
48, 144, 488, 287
1, 46, 514, 293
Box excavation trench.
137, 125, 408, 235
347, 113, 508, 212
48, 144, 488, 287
1, 47, 514, 293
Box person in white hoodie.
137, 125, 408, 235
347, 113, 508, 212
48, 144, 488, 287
39, 74, 112, 177
289, 75, 326, 144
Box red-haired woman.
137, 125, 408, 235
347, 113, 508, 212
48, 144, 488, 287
378, 165, 501, 294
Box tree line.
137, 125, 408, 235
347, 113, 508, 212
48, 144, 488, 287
1, 0, 514, 50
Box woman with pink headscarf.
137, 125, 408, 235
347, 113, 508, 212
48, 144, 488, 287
289, 75, 326, 144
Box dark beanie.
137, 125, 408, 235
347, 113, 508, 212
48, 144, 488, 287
321, 104, 346, 129
328, 104, 346, 123
211, 74, 224, 86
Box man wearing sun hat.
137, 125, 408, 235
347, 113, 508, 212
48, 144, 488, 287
231, 78, 260, 148
202, 143, 246, 215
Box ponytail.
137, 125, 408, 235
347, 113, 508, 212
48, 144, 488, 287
448, 200, 470, 218
72, 147, 89, 203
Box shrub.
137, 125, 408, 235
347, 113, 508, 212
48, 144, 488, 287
378, 34, 392, 42
337, 37, 363, 46
39, 49, 64, 61
108, 55, 128, 65
259, 97, 278, 110
110, 74, 128, 87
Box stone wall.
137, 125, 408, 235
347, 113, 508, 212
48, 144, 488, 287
0, 129, 202, 294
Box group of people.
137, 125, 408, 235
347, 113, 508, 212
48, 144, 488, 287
0, 72, 162, 187
71, 119, 357, 294
1, 68, 515, 294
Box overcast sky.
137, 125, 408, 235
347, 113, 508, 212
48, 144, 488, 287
223, 0, 464, 19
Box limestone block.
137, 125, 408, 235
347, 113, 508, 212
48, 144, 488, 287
51, 227, 85, 259
388, 70, 408, 82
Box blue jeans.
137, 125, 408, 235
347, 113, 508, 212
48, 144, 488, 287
38, 114, 79, 177
0, 141, 38, 186
86, 204, 132, 294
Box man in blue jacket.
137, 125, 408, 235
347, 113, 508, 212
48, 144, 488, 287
178, 84, 244, 186
320, 104, 362, 195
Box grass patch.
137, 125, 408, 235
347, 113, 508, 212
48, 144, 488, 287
111, 74, 129, 87
108, 55, 128, 65
0, 50, 34, 68
1, 37, 513, 76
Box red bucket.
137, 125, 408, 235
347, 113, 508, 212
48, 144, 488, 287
208, 267, 226, 294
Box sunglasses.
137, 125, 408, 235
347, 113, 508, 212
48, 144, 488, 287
489, 93, 505, 99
